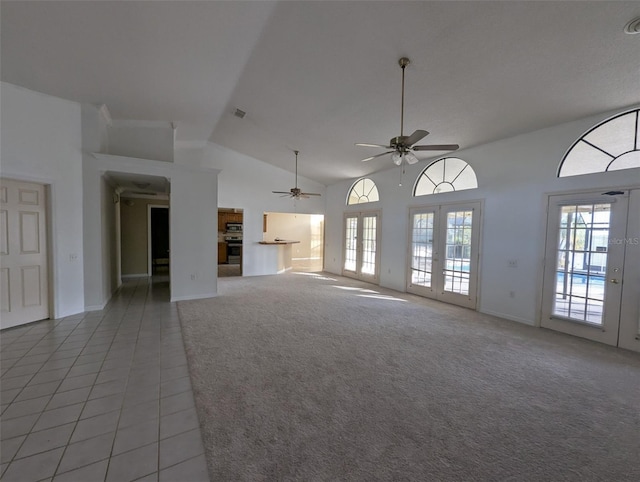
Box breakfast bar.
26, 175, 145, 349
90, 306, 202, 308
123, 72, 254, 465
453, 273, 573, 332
257, 239, 300, 274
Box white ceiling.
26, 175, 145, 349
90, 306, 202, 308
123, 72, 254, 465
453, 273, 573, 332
2, 1, 639, 185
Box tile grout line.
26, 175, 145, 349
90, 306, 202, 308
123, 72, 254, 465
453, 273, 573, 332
50, 280, 137, 480
103, 276, 155, 482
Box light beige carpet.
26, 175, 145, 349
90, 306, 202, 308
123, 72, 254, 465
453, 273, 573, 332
178, 272, 640, 481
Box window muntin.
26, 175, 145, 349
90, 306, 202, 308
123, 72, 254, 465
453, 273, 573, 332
558, 109, 640, 177
347, 178, 379, 205
414, 157, 477, 196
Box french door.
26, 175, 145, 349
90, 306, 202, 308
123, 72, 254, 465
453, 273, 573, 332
407, 202, 481, 309
343, 211, 380, 282
541, 189, 640, 352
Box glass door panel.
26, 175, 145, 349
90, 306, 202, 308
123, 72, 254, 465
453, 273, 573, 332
361, 215, 377, 275
344, 216, 358, 273
408, 203, 480, 309
343, 211, 380, 282
410, 212, 434, 288
541, 191, 632, 348
553, 204, 610, 325
443, 210, 473, 296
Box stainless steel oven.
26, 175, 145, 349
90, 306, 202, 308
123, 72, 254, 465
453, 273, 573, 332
225, 234, 242, 265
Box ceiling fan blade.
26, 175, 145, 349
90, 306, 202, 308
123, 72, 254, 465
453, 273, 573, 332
361, 151, 395, 162
413, 144, 460, 151
405, 129, 429, 146
355, 143, 391, 149
301, 192, 321, 197
272, 191, 291, 194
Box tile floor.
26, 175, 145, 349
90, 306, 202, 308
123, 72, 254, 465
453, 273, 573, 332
0, 277, 209, 482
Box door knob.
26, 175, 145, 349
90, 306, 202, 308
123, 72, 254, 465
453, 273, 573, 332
610, 278, 619, 284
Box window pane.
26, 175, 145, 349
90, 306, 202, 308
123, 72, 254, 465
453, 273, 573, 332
443, 210, 473, 296
347, 179, 379, 205
584, 111, 635, 158
559, 109, 640, 177
443, 157, 468, 183
414, 158, 477, 196
560, 141, 613, 177
361, 216, 377, 275
344, 217, 358, 271
609, 151, 640, 171
410, 212, 434, 287
553, 203, 610, 325
425, 161, 445, 185
414, 175, 436, 196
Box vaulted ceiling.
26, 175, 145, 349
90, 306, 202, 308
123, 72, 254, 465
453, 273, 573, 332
2, 1, 639, 185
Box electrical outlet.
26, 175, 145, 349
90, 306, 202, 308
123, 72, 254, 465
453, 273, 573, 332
69, 253, 78, 261
507, 259, 518, 268
190, 273, 196, 280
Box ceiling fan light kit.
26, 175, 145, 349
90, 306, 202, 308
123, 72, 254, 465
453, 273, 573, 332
272, 150, 321, 200
356, 57, 459, 166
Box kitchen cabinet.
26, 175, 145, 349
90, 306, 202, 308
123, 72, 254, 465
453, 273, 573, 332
218, 242, 228, 264
218, 211, 243, 232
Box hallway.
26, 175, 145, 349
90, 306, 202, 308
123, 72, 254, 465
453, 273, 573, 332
0, 277, 209, 481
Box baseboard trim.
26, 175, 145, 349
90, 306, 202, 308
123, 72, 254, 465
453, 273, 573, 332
480, 309, 535, 326
122, 273, 149, 279
171, 292, 217, 302
85, 302, 107, 312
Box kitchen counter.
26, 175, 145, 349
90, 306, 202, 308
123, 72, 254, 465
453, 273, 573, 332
256, 240, 299, 273
258, 240, 300, 245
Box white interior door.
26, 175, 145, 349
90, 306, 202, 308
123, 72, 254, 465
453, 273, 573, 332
541, 189, 640, 352
1, 178, 49, 329
343, 211, 380, 282
408, 202, 481, 309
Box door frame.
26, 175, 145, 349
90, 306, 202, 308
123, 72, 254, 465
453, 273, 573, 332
147, 204, 170, 276
406, 199, 483, 310
538, 186, 640, 351
342, 209, 382, 283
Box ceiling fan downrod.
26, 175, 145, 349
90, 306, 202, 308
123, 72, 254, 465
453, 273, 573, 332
399, 57, 410, 138
294, 150, 299, 189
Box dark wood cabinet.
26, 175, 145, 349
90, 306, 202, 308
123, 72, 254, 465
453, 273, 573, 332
218, 242, 228, 264
218, 211, 243, 232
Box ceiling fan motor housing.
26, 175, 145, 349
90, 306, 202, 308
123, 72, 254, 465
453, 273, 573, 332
390, 136, 411, 150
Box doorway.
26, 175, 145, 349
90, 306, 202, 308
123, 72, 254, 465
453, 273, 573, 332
540, 189, 640, 352
218, 208, 243, 278
407, 201, 482, 309
263, 212, 324, 272
343, 211, 380, 282
148, 205, 169, 276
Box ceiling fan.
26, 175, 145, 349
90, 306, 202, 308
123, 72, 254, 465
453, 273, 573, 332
272, 150, 321, 199
356, 57, 459, 166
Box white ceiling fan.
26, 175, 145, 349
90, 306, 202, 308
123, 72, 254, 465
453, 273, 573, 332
272, 150, 321, 199
356, 57, 459, 166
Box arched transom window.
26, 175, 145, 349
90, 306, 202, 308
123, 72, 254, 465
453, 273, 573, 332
558, 108, 640, 177
414, 157, 477, 196
347, 178, 379, 205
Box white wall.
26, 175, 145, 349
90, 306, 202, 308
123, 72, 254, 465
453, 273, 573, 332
83, 152, 219, 306
108, 121, 174, 162
324, 106, 640, 325
0, 82, 85, 319
175, 142, 326, 277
